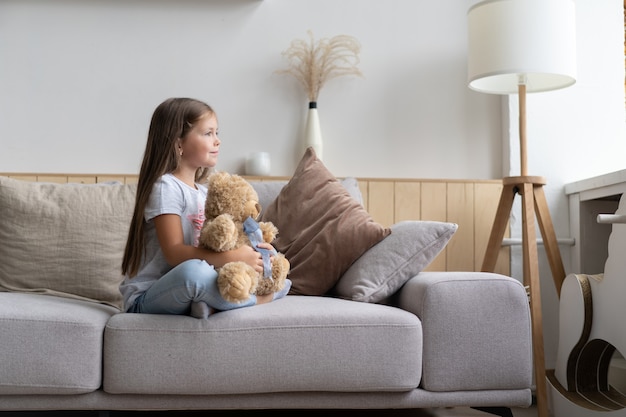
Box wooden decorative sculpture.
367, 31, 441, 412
548, 194, 626, 416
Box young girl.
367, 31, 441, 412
120, 97, 289, 318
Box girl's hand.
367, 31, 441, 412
232, 245, 264, 273
256, 242, 276, 252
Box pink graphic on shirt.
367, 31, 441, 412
189, 199, 206, 247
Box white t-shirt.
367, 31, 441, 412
119, 173, 207, 311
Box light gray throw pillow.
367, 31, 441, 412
334, 220, 458, 303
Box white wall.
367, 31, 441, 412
1, 0, 624, 368
0, 0, 502, 179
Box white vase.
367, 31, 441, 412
304, 102, 323, 160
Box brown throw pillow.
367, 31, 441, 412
261, 147, 391, 295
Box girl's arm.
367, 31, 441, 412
154, 214, 264, 272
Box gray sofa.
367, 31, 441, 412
0, 174, 533, 414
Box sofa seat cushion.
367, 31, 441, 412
103, 296, 422, 395
0, 293, 119, 395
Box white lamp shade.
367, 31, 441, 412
467, 0, 577, 94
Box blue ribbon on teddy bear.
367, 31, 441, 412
243, 216, 276, 279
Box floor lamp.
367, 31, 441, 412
467, 1, 577, 417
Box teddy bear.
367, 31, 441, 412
198, 171, 290, 303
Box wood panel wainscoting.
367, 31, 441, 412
0, 173, 510, 276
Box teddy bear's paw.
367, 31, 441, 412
200, 215, 238, 252
218, 262, 259, 303
271, 254, 290, 288
259, 221, 279, 243
255, 277, 277, 297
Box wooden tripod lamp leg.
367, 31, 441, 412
482, 183, 517, 272
479, 85, 558, 417
520, 183, 549, 417
533, 185, 567, 296
482, 178, 554, 417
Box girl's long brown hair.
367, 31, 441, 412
122, 98, 214, 278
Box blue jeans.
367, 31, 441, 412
130, 259, 257, 315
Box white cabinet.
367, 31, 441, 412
565, 169, 626, 274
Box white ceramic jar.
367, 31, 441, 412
245, 151, 271, 176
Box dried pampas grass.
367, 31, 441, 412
277, 31, 362, 103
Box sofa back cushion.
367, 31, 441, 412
0, 173, 365, 309
0, 176, 136, 309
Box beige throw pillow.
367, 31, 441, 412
261, 148, 391, 296
0, 176, 136, 309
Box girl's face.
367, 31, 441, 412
179, 113, 220, 169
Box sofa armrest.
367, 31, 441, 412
396, 271, 533, 394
